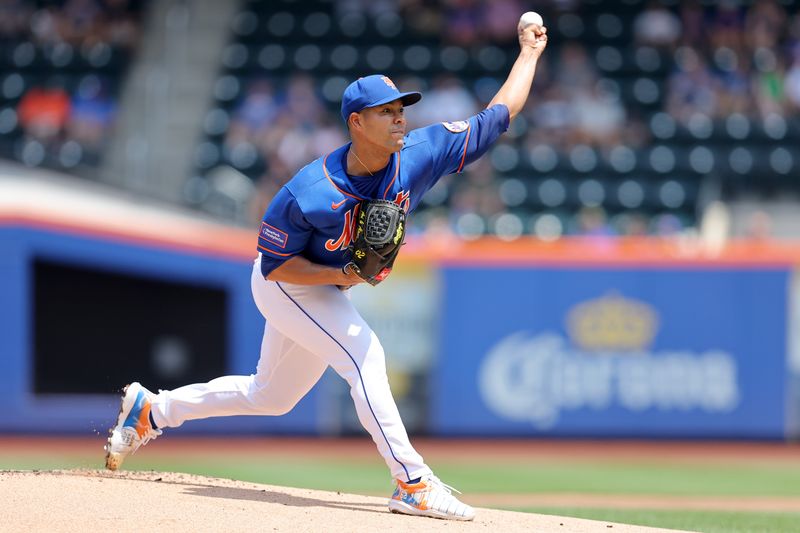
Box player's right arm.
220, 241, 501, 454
487, 20, 548, 120
258, 187, 363, 286
404, 20, 548, 197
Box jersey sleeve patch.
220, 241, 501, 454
441, 120, 469, 133
260, 222, 288, 249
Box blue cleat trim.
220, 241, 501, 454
123, 390, 147, 428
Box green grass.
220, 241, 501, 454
4, 454, 800, 498
433, 462, 800, 497
516, 507, 800, 533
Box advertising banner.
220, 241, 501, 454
433, 267, 789, 438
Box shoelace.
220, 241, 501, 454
425, 474, 463, 495
139, 427, 162, 447
121, 426, 162, 454
422, 475, 471, 515
393, 474, 464, 497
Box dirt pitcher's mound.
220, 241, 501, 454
0, 470, 693, 533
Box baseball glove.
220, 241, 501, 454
346, 199, 406, 286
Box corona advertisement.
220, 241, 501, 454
433, 266, 789, 438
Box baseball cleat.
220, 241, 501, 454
104, 382, 161, 471
388, 474, 475, 521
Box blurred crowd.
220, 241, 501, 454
0, 0, 140, 47
641, 0, 800, 121
228, 0, 799, 238
2, 0, 798, 240
0, 0, 141, 169
337, 0, 526, 46
15, 74, 115, 166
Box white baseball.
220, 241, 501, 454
519, 11, 544, 28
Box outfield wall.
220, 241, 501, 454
2, 174, 799, 438
434, 264, 789, 438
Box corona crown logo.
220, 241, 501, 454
566, 292, 658, 351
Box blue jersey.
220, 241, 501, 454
257, 104, 510, 278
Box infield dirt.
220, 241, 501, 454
0, 469, 694, 533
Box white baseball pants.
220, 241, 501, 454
149, 258, 430, 482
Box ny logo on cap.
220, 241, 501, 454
381, 76, 397, 90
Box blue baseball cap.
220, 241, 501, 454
340, 74, 422, 123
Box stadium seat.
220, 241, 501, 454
490, 212, 525, 240
577, 178, 608, 208
402, 45, 433, 72
203, 108, 230, 138
614, 179, 646, 209
529, 211, 566, 240
535, 177, 568, 209
656, 179, 688, 210
194, 141, 221, 170
686, 113, 714, 141
293, 44, 323, 71
257, 44, 287, 71
12, 41, 37, 69
727, 146, 756, 176
687, 145, 716, 175
1, 73, 26, 103
498, 177, 528, 207
649, 112, 677, 141
454, 212, 487, 239
214, 75, 241, 103
231, 10, 259, 41
365, 45, 396, 71
569, 145, 599, 174
329, 45, 359, 71
265, 12, 296, 40
490, 143, 521, 173
595, 46, 623, 73
768, 147, 795, 176
556, 12, 585, 40
302, 12, 333, 39
607, 145, 638, 174
724, 113, 752, 141
526, 144, 559, 174
321, 75, 349, 103
633, 46, 664, 74
440, 46, 469, 72
647, 145, 677, 174
57, 140, 83, 169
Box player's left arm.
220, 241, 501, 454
487, 20, 548, 120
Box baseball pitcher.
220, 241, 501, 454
105, 16, 548, 521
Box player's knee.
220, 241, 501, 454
255, 394, 299, 415
248, 380, 300, 415
264, 399, 297, 416
353, 335, 388, 368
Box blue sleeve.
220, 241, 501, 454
416, 104, 510, 179
257, 187, 312, 278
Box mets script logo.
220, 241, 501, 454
324, 190, 410, 252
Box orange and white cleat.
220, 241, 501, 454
388, 474, 475, 521
104, 382, 161, 471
